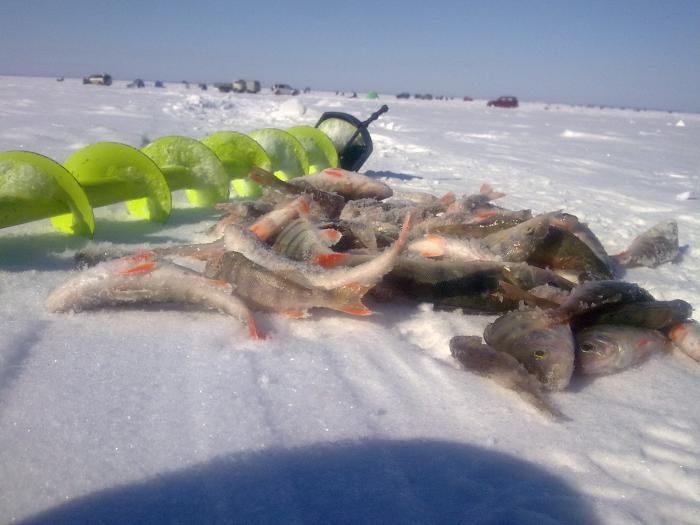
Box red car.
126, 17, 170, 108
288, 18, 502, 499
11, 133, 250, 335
487, 96, 519, 108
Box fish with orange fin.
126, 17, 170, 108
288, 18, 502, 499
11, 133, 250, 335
448, 183, 506, 213
527, 212, 614, 281
289, 167, 393, 200
209, 251, 374, 317
414, 209, 532, 238
248, 195, 312, 242
273, 218, 349, 268
575, 325, 671, 375
407, 234, 500, 262
545, 212, 612, 273
207, 201, 274, 239
46, 253, 263, 339
390, 188, 455, 207
548, 280, 655, 323
249, 167, 346, 219
224, 213, 412, 291
450, 335, 567, 420
569, 299, 692, 332
611, 220, 679, 268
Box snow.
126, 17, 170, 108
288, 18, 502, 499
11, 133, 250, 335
1, 76, 700, 524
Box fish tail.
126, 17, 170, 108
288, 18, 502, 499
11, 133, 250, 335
479, 183, 506, 200
331, 282, 374, 316
440, 191, 456, 206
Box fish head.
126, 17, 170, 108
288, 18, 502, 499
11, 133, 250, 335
518, 323, 575, 390
546, 211, 580, 231
575, 330, 620, 375
509, 215, 551, 254
482, 214, 550, 261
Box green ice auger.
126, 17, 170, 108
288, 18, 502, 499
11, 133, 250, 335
0, 107, 386, 236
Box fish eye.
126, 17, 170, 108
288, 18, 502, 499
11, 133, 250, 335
533, 350, 547, 359
580, 342, 596, 353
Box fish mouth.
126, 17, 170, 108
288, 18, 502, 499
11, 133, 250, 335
543, 362, 574, 391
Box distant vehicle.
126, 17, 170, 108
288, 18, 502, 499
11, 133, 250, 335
56, 77, 64, 82
82, 73, 112, 86
245, 80, 261, 93
127, 79, 145, 88
422, 93, 433, 100
396, 92, 410, 99
272, 83, 299, 95
214, 83, 232, 93
232, 80, 247, 93
198, 83, 207, 90
463, 96, 473, 102
154, 80, 165, 88
487, 96, 518, 108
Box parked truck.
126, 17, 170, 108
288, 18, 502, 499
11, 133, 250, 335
245, 80, 260, 93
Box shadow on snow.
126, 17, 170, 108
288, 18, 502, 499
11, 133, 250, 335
365, 169, 423, 182
0, 207, 219, 272
20, 438, 600, 525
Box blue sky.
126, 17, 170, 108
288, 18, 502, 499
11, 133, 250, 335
1, 0, 699, 111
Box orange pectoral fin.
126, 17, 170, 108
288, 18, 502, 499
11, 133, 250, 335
249, 222, 271, 241
313, 252, 350, 268
474, 210, 499, 221
246, 314, 265, 340
337, 304, 373, 316
440, 191, 456, 206
418, 234, 445, 257
668, 324, 687, 344
118, 261, 157, 275
319, 228, 343, 245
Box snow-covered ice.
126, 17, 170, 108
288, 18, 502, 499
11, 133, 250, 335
1, 76, 699, 524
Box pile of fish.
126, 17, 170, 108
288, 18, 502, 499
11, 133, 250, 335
47, 167, 699, 420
